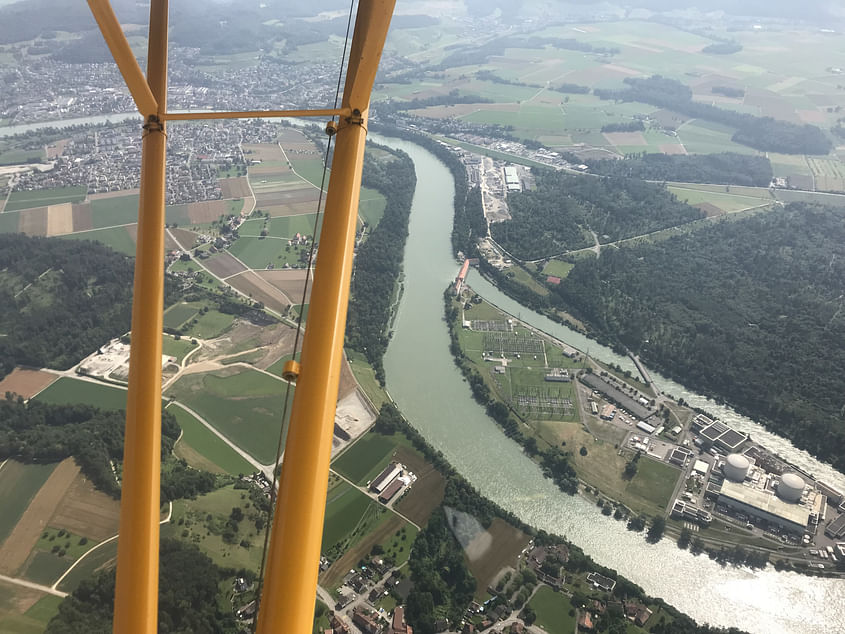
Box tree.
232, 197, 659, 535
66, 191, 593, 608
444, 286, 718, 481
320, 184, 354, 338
647, 515, 666, 543
678, 526, 692, 549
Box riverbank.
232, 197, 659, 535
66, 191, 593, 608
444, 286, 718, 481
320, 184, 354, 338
377, 132, 845, 634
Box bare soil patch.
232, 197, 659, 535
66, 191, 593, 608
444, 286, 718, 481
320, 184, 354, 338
277, 128, 320, 154
71, 202, 93, 231
45, 138, 70, 160
169, 228, 200, 250
257, 269, 311, 304
51, 470, 120, 541
393, 447, 446, 527
204, 252, 248, 278
46, 203, 74, 236
227, 271, 292, 314
0, 368, 57, 399
463, 517, 529, 597
694, 202, 723, 218
265, 201, 321, 217
0, 459, 79, 575
0, 577, 43, 613
797, 108, 826, 123
18, 207, 47, 236
220, 177, 251, 199
187, 200, 229, 224
659, 143, 687, 155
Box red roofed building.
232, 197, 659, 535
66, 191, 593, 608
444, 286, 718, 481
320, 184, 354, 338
389, 606, 413, 634
578, 611, 594, 631
546, 275, 562, 285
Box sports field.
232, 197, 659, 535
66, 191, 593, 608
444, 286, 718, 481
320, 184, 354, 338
169, 403, 256, 476
34, 377, 128, 410
529, 586, 576, 634
166, 368, 287, 464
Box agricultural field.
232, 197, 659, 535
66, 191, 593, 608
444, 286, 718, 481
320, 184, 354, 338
90, 194, 140, 228
321, 476, 378, 553
162, 334, 198, 364
392, 446, 446, 527
4, 186, 87, 212
0, 461, 56, 546
169, 403, 256, 476
59, 226, 136, 255
332, 432, 400, 485
528, 585, 577, 634
227, 235, 310, 270
166, 367, 287, 464
0, 581, 62, 634
226, 271, 292, 314
0, 368, 57, 400
667, 184, 772, 213
542, 259, 574, 279
807, 157, 845, 192
34, 377, 128, 411
463, 518, 530, 600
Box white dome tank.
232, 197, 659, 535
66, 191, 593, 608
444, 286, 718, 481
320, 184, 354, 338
723, 453, 750, 482
778, 473, 805, 502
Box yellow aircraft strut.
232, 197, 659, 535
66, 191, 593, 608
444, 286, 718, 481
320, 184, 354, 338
86, 1, 396, 631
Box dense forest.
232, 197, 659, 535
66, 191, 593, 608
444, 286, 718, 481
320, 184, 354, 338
0, 234, 172, 379
490, 170, 701, 260
601, 120, 645, 133
594, 75, 832, 155
46, 539, 238, 633
346, 147, 416, 384
406, 509, 477, 632
564, 152, 773, 187
556, 203, 845, 472
0, 398, 217, 500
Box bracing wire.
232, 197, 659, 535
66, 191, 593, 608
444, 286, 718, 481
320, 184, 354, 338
251, 0, 358, 627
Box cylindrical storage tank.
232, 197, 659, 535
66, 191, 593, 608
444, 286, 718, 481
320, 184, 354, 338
778, 473, 805, 502
723, 453, 750, 482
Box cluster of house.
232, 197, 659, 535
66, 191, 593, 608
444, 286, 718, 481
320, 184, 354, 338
346, 605, 413, 634
576, 598, 653, 631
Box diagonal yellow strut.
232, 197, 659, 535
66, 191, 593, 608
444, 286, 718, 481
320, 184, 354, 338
88, 0, 395, 631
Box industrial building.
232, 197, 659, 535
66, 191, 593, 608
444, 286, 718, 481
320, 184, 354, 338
718, 480, 810, 534
503, 166, 521, 192
378, 478, 405, 503
671, 499, 712, 526
544, 368, 570, 382
825, 514, 845, 539
370, 463, 401, 494
695, 418, 748, 453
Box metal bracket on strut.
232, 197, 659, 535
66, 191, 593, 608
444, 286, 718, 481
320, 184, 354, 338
142, 114, 165, 136
282, 359, 301, 382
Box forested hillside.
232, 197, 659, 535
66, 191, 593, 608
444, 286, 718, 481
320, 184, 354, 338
557, 203, 845, 471
46, 539, 237, 633
0, 235, 135, 378
0, 398, 216, 500
491, 170, 701, 260
567, 152, 773, 188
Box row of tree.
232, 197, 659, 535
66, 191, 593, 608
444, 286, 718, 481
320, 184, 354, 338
563, 151, 773, 187
346, 146, 416, 384
594, 75, 832, 155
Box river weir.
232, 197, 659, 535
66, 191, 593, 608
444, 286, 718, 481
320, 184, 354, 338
377, 134, 845, 634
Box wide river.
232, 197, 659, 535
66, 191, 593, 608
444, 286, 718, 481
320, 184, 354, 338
377, 136, 845, 634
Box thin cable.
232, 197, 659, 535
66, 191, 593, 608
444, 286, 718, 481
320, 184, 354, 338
252, 1, 357, 628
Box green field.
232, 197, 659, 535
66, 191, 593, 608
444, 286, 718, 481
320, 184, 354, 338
358, 187, 387, 227
167, 369, 287, 464
667, 185, 770, 212
60, 226, 136, 255
163, 302, 201, 330
0, 147, 44, 166
188, 309, 236, 339
289, 157, 327, 188
227, 235, 309, 269
34, 377, 128, 410
239, 214, 321, 239
0, 461, 56, 545
162, 335, 198, 364
625, 457, 681, 510
169, 404, 256, 476
265, 351, 301, 378
163, 485, 265, 571
332, 433, 398, 485
90, 194, 140, 228
528, 586, 576, 634
22, 551, 69, 585
56, 538, 119, 593
542, 259, 574, 279
4, 186, 87, 212
0, 210, 19, 233
322, 478, 378, 552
